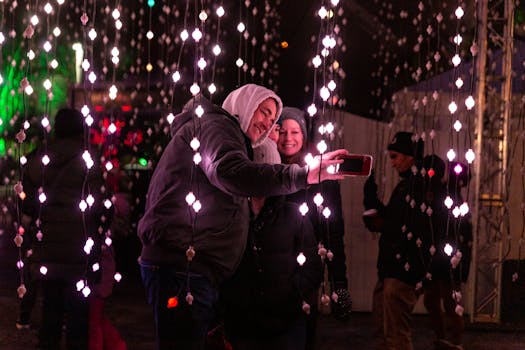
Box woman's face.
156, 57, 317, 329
277, 119, 304, 157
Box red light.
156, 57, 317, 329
94, 105, 104, 112
167, 297, 178, 308
121, 105, 132, 112
428, 168, 435, 178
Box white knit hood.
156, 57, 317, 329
222, 84, 283, 147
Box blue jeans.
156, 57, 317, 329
140, 260, 218, 350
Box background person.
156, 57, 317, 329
21, 108, 107, 350
362, 131, 430, 350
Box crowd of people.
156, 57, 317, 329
15, 83, 472, 350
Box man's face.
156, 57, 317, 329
277, 119, 304, 158
388, 150, 414, 173
246, 98, 278, 143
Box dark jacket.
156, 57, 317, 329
365, 169, 432, 285
137, 97, 309, 286
425, 181, 472, 283
286, 180, 347, 289
21, 138, 105, 282
221, 196, 322, 338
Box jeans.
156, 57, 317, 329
140, 260, 218, 350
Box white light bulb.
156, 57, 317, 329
81, 59, 90, 71
40, 266, 48, 275
325, 122, 334, 133
312, 55, 322, 68
92, 263, 100, 272
454, 34, 463, 45
44, 3, 53, 14
327, 80, 337, 91
307, 104, 317, 116
460, 202, 469, 216
41, 155, 50, 165
79, 200, 88, 212
86, 194, 95, 207
114, 272, 122, 282
105, 161, 113, 171
146, 30, 154, 40
186, 192, 196, 206
216, 6, 225, 17
20, 156, 27, 165
236, 58, 244, 67
88, 28, 97, 40
104, 199, 112, 209
296, 252, 306, 266
448, 101, 458, 114
112, 9, 120, 19
38, 192, 47, 203
180, 29, 189, 41
43, 41, 52, 52
193, 152, 202, 165
317, 140, 328, 154
172, 71, 181, 83
85, 115, 94, 126
452, 206, 461, 218
299, 202, 309, 216
318, 125, 326, 135
76, 280, 85, 291
82, 286, 91, 298
197, 57, 207, 70
237, 22, 245, 32
444, 243, 453, 256
320, 86, 330, 101
192, 28, 202, 41
167, 113, 175, 124
212, 45, 221, 56
25, 85, 34, 95
50, 59, 59, 69
453, 120, 462, 132
190, 138, 200, 151
81, 105, 90, 116
109, 85, 118, 100
465, 149, 475, 163
455, 78, 463, 89
304, 153, 315, 167
190, 83, 200, 96
318, 6, 328, 18
444, 196, 453, 209
465, 96, 475, 110
208, 83, 217, 94
447, 149, 456, 161
41, 116, 50, 128
455, 6, 464, 19
31, 15, 39, 26
195, 105, 204, 117
452, 54, 461, 67
322, 207, 332, 218
192, 200, 202, 213
313, 193, 324, 207
108, 123, 117, 134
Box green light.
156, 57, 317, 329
147, 0, 155, 7
139, 158, 148, 167
0, 138, 5, 156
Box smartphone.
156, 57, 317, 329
336, 154, 373, 176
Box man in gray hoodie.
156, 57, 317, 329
138, 84, 347, 349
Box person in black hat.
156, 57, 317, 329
362, 131, 432, 350
20, 107, 109, 349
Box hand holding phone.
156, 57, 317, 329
336, 154, 373, 177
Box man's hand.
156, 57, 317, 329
306, 149, 349, 184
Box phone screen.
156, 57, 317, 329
340, 157, 364, 173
